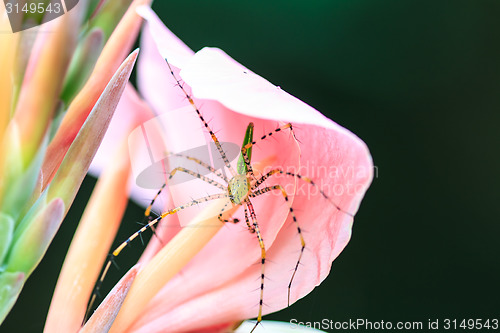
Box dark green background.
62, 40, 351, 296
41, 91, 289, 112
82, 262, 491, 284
3, 1, 500, 332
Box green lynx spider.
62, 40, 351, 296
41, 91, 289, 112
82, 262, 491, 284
85, 59, 352, 333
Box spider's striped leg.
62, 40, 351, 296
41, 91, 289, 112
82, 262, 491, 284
145, 153, 229, 218
240, 123, 294, 179
243, 205, 255, 232
163, 58, 237, 177
172, 153, 229, 183
143, 168, 226, 244
217, 200, 242, 224
150, 166, 228, 232
253, 169, 353, 217
244, 198, 266, 333
216, 202, 256, 233
250, 184, 302, 307
168, 167, 227, 191
168, 166, 234, 224
141, 183, 167, 244
144, 183, 166, 218
143, 162, 228, 239
84, 193, 229, 323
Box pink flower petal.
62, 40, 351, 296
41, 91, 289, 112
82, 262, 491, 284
114, 9, 373, 332
136, 6, 194, 69
128, 123, 372, 331
180, 47, 337, 127
137, 6, 194, 117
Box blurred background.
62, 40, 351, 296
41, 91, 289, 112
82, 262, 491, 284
3, 0, 500, 332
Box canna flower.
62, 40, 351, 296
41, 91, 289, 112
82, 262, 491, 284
48, 6, 373, 333
0, 0, 149, 325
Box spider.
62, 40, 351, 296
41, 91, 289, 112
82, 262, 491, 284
85, 58, 353, 333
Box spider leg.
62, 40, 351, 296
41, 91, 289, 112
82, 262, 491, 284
216, 201, 256, 234
144, 163, 227, 220
217, 200, 241, 224
168, 167, 226, 191
143, 165, 227, 243
250, 184, 301, 307
240, 123, 294, 179
172, 153, 229, 183
243, 205, 254, 232
84, 193, 229, 323
144, 183, 166, 217
252, 169, 353, 217
141, 184, 167, 243
244, 198, 266, 333
164, 58, 237, 177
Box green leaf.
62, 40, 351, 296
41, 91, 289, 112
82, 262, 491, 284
5, 198, 64, 276
61, 28, 105, 105
0, 271, 25, 325
0, 133, 47, 223
88, 0, 134, 40
0, 213, 14, 265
